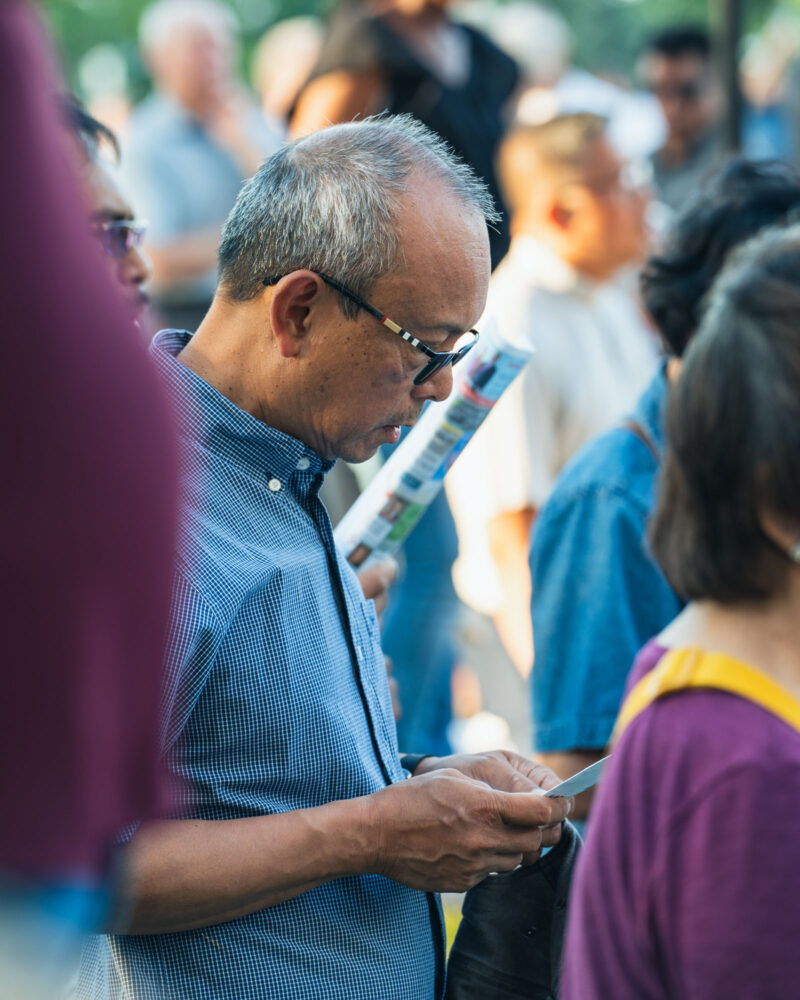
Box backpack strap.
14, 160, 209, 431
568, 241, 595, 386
620, 417, 661, 465
613, 646, 800, 743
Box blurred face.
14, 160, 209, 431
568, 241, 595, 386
81, 156, 151, 320
296, 180, 491, 463
149, 20, 235, 114
643, 53, 718, 144
563, 137, 649, 279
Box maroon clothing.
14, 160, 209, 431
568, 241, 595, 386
562, 639, 800, 999
0, 1, 177, 880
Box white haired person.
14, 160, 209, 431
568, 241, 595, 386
123, 0, 281, 332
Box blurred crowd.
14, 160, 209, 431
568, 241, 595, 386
77, 0, 800, 750
6, 0, 800, 995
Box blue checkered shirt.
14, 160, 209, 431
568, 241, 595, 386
78, 330, 443, 999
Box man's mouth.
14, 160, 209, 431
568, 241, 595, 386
129, 289, 150, 317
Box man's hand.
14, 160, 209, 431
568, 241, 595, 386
413, 751, 571, 861
366, 767, 571, 892
357, 558, 398, 620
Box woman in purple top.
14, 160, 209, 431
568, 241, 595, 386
561, 222, 800, 999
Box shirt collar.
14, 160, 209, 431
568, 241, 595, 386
506, 234, 600, 297
631, 361, 669, 456
150, 329, 334, 485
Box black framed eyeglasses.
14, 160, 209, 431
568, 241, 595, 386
91, 219, 148, 260
262, 271, 479, 386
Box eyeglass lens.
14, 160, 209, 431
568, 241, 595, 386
97, 222, 146, 260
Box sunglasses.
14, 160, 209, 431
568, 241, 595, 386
262, 271, 479, 386
91, 219, 148, 260
648, 78, 708, 103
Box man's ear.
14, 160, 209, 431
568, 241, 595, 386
268, 271, 324, 359
549, 185, 586, 231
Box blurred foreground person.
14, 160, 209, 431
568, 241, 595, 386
641, 26, 722, 212
291, 0, 518, 267
447, 113, 656, 676
563, 222, 800, 998
78, 116, 570, 1000
124, 0, 280, 331
0, 2, 177, 997
530, 159, 800, 823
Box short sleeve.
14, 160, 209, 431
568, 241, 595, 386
159, 572, 224, 753
653, 762, 800, 997
530, 483, 682, 752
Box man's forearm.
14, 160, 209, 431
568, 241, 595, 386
112, 759, 571, 936
114, 797, 374, 935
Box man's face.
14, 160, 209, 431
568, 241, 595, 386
296, 181, 491, 463
567, 137, 649, 278
81, 155, 152, 320
644, 53, 718, 143
150, 22, 235, 115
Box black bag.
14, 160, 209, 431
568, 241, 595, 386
445, 821, 582, 1000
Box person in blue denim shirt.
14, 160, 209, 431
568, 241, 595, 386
530, 158, 800, 824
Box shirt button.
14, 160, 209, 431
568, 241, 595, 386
268, 478, 282, 492
357, 645, 364, 663
296, 456, 311, 471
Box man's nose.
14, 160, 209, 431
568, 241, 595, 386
413, 363, 453, 404
119, 244, 152, 288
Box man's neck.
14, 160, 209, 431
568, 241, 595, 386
656, 128, 713, 169
177, 298, 294, 436
512, 224, 615, 284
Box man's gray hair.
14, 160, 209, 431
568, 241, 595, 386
217, 114, 500, 314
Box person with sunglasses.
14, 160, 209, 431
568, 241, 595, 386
78, 114, 572, 1000
640, 26, 722, 214
62, 98, 153, 327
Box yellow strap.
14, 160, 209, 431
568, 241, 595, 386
613, 646, 800, 743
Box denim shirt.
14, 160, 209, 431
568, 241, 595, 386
78, 331, 442, 1000
529, 366, 684, 753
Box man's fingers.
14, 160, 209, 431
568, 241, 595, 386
357, 558, 398, 600
493, 789, 570, 828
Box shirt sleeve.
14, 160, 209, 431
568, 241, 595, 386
530, 483, 682, 752
655, 762, 800, 997
159, 572, 225, 754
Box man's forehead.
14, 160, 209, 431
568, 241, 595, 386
81, 157, 134, 221
646, 52, 709, 81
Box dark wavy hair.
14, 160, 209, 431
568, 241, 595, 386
650, 224, 800, 602
640, 158, 800, 357
59, 93, 119, 162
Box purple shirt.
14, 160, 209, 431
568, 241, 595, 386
562, 640, 800, 999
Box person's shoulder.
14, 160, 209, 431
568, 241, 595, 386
618, 652, 800, 807
126, 94, 173, 135
539, 424, 656, 523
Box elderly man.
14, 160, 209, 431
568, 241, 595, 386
78, 115, 569, 1000
123, 0, 280, 331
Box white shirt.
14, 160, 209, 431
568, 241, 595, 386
446, 235, 658, 612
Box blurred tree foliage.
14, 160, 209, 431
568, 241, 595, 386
41, 0, 782, 99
